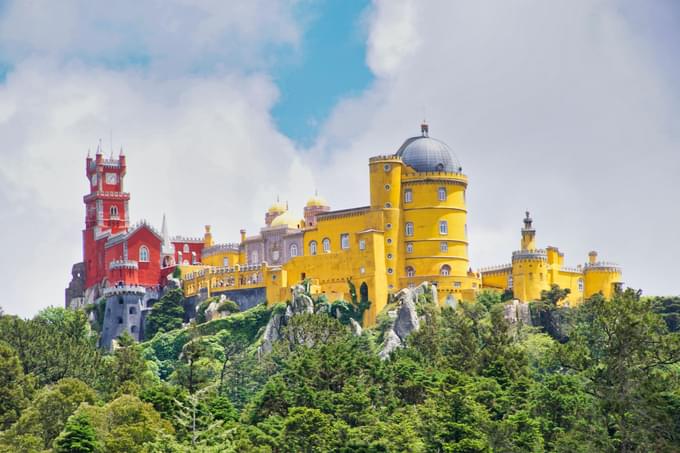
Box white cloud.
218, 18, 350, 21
312, 0, 680, 296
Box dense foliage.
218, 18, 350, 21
0, 287, 678, 452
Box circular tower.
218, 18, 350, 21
583, 251, 623, 300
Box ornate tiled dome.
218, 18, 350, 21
396, 123, 462, 173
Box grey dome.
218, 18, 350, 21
396, 126, 461, 173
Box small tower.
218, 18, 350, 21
265, 198, 286, 226
303, 191, 330, 227
521, 211, 536, 251
160, 214, 176, 268
203, 225, 214, 248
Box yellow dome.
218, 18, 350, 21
270, 211, 301, 228
306, 194, 328, 208
268, 200, 286, 213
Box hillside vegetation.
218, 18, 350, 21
0, 289, 678, 452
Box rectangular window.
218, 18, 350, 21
454, 281, 461, 288
440, 241, 448, 252
358, 239, 366, 250
404, 189, 413, 203
341, 234, 350, 250
406, 243, 413, 253
439, 220, 448, 235
438, 187, 447, 201
405, 222, 414, 237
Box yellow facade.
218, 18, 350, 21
480, 213, 623, 305
180, 124, 623, 325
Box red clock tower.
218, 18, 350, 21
83, 147, 130, 287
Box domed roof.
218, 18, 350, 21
306, 193, 328, 208
268, 200, 286, 214
396, 124, 462, 173
270, 211, 301, 228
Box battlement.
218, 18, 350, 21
317, 206, 371, 222
83, 191, 130, 202
202, 243, 240, 257
183, 263, 264, 281
172, 236, 204, 243
479, 264, 512, 274
512, 249, 547, 261
584, 261, 622, 273
109, 259, 138, 270
102, 284, 147, 296
369, 154, 401, 162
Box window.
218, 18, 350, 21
309, 241, 318, 256
405, 222, 414, 237
406, 243, 413, 253
387, 268, 394, 274
183, 244, 190, 253
440, 264, 451, 276
129, 307, 136, 315
440, 241, 448, 252
223, 257, 229, 267
110, 205, 119, 219
384, 184, 391, 191
385, 202, 392, 208
341, 234, 350, 250
387, 253, 393, 260
439, 220, 448, 235
359, 239, 366, 250
117, 317, 123, 324
578, 278, 584, 292
454, 281, 461, 288
384, 163, 391, 172
386, 223, 392, 230
404, 189, 413, 203
406, 266, 415, 277
322, 238, 331, 253
508, 275, 513, 288
251, 250, 259, 264
359, 267, 365, 274
438, 187, 447, 201
177, 251, 182, 263
130, 325, 138, 334
386, 238, 393, 245
290, 243, 298, 257
139, 245, 149, 262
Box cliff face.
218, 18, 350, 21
64, 262, 87, 309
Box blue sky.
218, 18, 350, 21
271, 0, 373, 145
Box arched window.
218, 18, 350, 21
406, 242, 413, 254
183, 244, 190, 253
309, 241, 318, 256
439, 220, 448, 235
406, 266, 415, 277
578, 278, 584, 292
322, 238, 331, 253
110, 205, 119, 219
438, 187, 447, 201
405, 222, 414, 237
440, 241, 448, 252
340, 234, 350, 250
251, 250, 259, 264
130, 325, 138, 334
191, 251, 197, 264
404, 189, 413, 203
223, 257, 229, 267
440, 264, 451, 276
139, 245, 149, 262
290, 243, 298, 257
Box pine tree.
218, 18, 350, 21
53, 412, 99, 453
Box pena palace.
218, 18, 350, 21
65, 125, 623, 347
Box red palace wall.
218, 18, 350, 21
172, 241, 203, 265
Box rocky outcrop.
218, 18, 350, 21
349, 318, 363, 336
258, 310, 285, 356
378, 282, 434, 359
289, 284, 314, 315
503, 299, 532, 325
203, 295, 227, 322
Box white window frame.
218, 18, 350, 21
139, 245, 150, 262
440, 264, 451, 276
439, 220, 448, 235
440, 241, 448, 252
183, 244, 190, 253
223, 257, 229, 267
404, 189, 413, 203
406, 243, 413, 254
406, 266, 415, 277
322, 238, 331, 253
309, 241, 317, 256
290, 243, 299, 257
405, 222, 414, 237
340, 233, 350, 250
578, 278, 584, 292
438, 187, 447, 201
358, 239, 366, 251
110, 205, 119, 219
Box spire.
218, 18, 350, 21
87, 148, 91, 158
96, 139, 103, 155
421, 121, 429, 137
161, 213, 170, 246
119, 145, 124, 157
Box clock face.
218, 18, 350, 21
105, 173, 118, 184
91, 174, 97, 186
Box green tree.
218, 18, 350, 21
53, 412, 100, 453
560, 289, 680, 452
279, 407, 339, 453
0, 341, 30, 430
145, 289, 185, 340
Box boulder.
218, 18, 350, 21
349, 318, 363, 336
394, 297, 420, 341
503, 299, 532, 326
378, 329, 402, 360
258, 311, 285, 356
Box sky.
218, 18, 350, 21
0, 0, 679, 317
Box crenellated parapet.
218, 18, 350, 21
512, 249, 548, 262
584, 261, 622, 273
479, 264, 512, 274
202, 243, 241, 258
102, 284, 147, 296
109, 259, 138, 270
